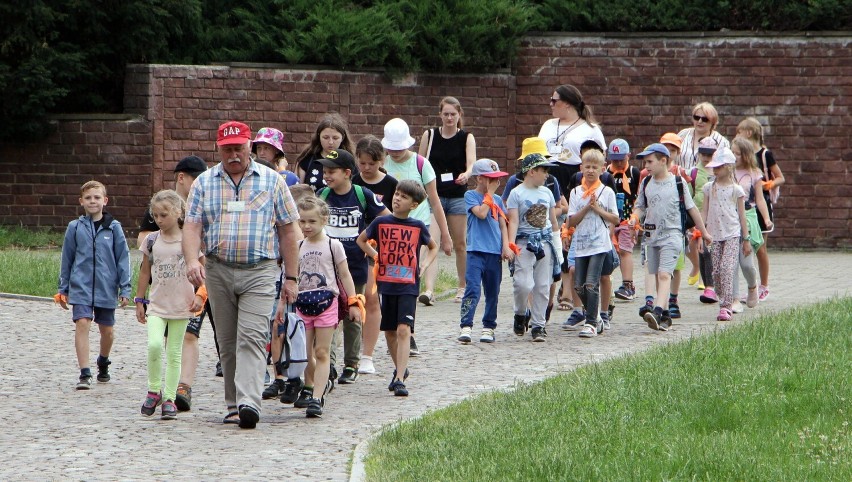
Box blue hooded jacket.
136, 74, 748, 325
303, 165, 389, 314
58, 213, 132, 308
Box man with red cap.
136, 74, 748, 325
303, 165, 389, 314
183, 121, 300, 429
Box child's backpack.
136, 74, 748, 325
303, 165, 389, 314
760, 149, 781, 204
641, 175, 695, 233
318, 184, 367, 211
275, 310, 307, 379
145, 231, 160, 253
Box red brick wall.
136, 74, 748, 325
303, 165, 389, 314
1, 33, 849, 248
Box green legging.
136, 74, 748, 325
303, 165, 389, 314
147, 316, 189, 401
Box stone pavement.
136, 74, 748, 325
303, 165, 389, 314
0, 251, 849, 480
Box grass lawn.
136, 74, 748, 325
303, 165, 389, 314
0, 226, 141, 297
364, 298, 852, 481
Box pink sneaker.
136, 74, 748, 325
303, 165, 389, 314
758, 285, 769, 302
717, 308, 732, 321
700, 287, 718, 304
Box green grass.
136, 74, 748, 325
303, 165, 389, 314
0, 225, 64, 249
0, 249, 141, 298
365, 299, 852, 481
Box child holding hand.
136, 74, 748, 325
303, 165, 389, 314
701, 147, 750, 321
457, 159, 512, 344
285, 196, 362, 417
135, 190, 206, 419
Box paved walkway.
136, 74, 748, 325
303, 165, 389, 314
0, 251, 849, 480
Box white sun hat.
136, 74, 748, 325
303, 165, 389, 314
381, 118, 416, 150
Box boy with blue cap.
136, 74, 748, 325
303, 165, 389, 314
630, 144, 711, 331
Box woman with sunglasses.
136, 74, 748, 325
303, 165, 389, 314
539, 85, 606, 185
677, 102, 730, 171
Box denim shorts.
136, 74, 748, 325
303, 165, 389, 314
439, 196, 467, 216
72, 305, 116, 326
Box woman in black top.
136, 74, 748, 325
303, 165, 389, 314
296, 113, 356, 193
417, 96, 477, 304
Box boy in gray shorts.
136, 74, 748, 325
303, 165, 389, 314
631, 144, 711, 331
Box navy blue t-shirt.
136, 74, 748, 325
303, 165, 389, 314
363, 215, 431, 296
322, 185, 386, 285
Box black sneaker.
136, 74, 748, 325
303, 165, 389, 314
293, 388, 313, 408
390, 380, 409, 397
262, 378, 287, 399
338, 366, 358, 384
215, 360, 223, 377
76, 375, 93, 390
668, 301, 681, 319
326, 366, 337, 394
659, 311, 672, 331
530, 326, 546, 342
175, 383, 192, 411
639, 299, 654, 318
644, 307, 662, 331
388, 368, 409, 391
409, 337, 420, 357
161, 400, 177, 420
280, 378, 304, 404
305, 397, 324, 418
96, 356, 111, 383
607, 304, 615, 323
141, 391, 162, 416
513, 314, 527, 336
238, 405, 259, 429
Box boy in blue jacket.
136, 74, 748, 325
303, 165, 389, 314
56, 181, 131, 390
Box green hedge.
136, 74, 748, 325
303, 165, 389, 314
1, 0, 850, 142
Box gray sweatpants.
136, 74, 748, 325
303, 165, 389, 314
206, 259, 278, 415
512, 240, 554, 329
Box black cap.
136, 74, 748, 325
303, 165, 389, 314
317, 149, 357, 173
174, 155, 208, 176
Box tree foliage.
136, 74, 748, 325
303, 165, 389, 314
1, 0, 850, 142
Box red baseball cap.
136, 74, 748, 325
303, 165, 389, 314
217, 121, 251, 146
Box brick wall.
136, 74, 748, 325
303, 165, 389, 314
1, 33, 849, 248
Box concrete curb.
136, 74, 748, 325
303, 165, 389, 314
0, 292, 53, 303
349, 426, 380, 482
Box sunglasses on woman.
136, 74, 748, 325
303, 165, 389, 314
549, 97, 561, 106
692, 114, 710, 123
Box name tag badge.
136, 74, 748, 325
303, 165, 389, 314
227, 201, 246, 212
440, 172, 454, 183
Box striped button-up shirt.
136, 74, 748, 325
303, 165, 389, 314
186, 160, 298, 264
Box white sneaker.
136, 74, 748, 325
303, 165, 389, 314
578, 323, 598, 338
731, 300, 744, 314
358, 356, 376, 374
479, 328, 495, 343
458, 326, 472, 344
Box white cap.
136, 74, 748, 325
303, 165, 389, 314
381, 118, 415, 150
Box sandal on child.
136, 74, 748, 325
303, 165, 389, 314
556, 298, 573, 311
454, 287, 465, 303
223, 411, 240, 424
